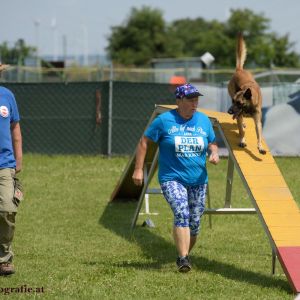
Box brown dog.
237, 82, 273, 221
227, 33, 266, 154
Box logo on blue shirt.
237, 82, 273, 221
0, 106, 9, 118
175, 136, 204, 157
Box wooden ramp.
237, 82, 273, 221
110, 105, 300, 294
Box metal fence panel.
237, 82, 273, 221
2, 81, 299, 155
111, 82, 175, 154
3, 82, 107, 154
2, 81, 175, 155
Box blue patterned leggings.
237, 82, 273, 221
160, 181, 207, 236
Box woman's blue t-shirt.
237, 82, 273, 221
144, 109, 215, 185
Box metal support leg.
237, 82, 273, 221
145, 193, 150, 214
206, 184, 212, 229
139, 167, 159, 216
143, 167, 150, 214
140, 168, 155, 227
272, 247, 276, 275
130, 149, 159, 232
224, 156, 234, 208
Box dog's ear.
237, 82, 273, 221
244, 88, 252, 100
233, 90, 243, 101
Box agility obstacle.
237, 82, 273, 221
110, 105, 300, 294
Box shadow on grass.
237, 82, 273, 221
98, 201, 175, 268
98, 201, 291, 293
192, 256, 291, 293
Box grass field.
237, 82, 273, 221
0, 154, 299, 299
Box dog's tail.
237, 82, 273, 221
236, 32, 247, 70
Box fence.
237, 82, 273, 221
3, 81, 175, 155
3, 65, 300, 84
2, 81, 300, 156
193, 82, 300, 108
0, 65, 176, 83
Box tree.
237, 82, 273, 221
106, 7, 300, 67
169, 18, 233, 66
107, 6, 169, 66
224, 9, 272, 67
170, 9, 299, 67
270, 33, 300, 67
0, 39, 36, 65
225, 9, 300, 67
226, 8, 270, 38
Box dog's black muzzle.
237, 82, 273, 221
228, 103, 243, 119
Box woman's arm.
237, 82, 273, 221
132, 136, 150, 186
208, 142, 219, 165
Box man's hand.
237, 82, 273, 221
15, 160, 22, 173
132, 168, 143, 186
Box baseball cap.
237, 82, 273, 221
175, 83, 203, 99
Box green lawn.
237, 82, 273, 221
0, 154, 299, 299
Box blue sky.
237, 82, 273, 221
1, 0, 299, 58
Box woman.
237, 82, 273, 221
132, 83, 219, 272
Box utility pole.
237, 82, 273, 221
34, 19, 40, 67
51, 17, 58, 61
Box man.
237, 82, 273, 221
0, 64, 23, 275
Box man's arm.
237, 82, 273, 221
11, 122, 23, 173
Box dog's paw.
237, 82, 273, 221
239, 142, 247, 148
259, 148, 266, 155
242, 123, 246, 128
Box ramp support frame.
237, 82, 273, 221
127, 108, 276, 276
131, 119, 257, 231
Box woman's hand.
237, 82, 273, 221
132, 168, 144, 186
209, 152, 220, 165
208, 143, 219, 165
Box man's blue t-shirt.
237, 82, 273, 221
0, 87, 20, 169
145, 109, 215, 185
